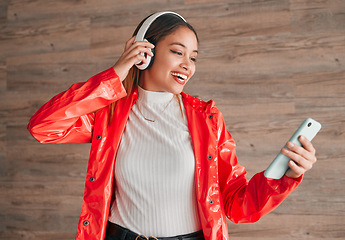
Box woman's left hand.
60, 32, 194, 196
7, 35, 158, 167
283, 136, 317, 178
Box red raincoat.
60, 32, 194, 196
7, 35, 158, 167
27, 67, 302, 240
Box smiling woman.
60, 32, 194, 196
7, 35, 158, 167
27, 11, 318, 240
114, 12, 199, 94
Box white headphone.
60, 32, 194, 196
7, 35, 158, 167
134, 11, 187, 70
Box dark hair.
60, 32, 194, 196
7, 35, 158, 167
110, 13, 198, 121
133, 13, 199, 46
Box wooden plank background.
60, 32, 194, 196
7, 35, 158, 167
1, 0, 344, 239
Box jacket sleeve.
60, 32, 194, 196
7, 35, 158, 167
216, 113, 302, 223
27, 67, 127, 144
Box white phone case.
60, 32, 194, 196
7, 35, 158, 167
264, 118, 322, 179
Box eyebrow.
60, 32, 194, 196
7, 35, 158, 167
169, 42, 198, 53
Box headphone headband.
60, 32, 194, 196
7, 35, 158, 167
134, 11, 186, 42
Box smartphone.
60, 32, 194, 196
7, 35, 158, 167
264, 118, 322, 179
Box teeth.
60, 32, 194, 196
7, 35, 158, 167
171, 72, 187, 81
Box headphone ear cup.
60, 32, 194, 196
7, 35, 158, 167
135, 39, 154, 70
146, 47, 155, 69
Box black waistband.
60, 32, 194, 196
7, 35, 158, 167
106, 221, 204, 240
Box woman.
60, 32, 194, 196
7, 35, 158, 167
27, 12, 317, 240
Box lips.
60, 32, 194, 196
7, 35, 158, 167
171, 72, 189, 85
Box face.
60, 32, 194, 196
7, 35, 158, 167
139, 26, 198, 94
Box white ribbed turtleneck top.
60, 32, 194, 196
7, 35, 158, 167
108, 86, 201, 237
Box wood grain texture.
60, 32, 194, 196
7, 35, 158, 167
1, 0, 344, 239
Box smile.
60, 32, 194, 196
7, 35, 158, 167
171, 72, 188, 81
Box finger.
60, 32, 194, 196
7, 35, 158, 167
286, 141, 316, 164
132, 54, 148, 65
124, 36, 136, 51
124, 52, 152, 69
287, 160, 305, 177
299, 135, 316, 155
124, 36, 154, 51
125, 45, 154, 61
285, 142, 308, 161
126, 40, 155, 53
282, 147, 312, 170
119, 44, 153, 64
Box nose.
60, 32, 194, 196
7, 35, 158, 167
180, 57, 192, 71
181, 64, 188, 71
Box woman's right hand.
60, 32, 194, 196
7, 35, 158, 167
113, 36, 155, 81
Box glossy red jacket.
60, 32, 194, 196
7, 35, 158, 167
27, 68, 302, 240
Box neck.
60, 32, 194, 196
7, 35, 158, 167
137, 86, 174, 104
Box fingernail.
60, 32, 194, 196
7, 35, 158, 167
287, 142, 294, 148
